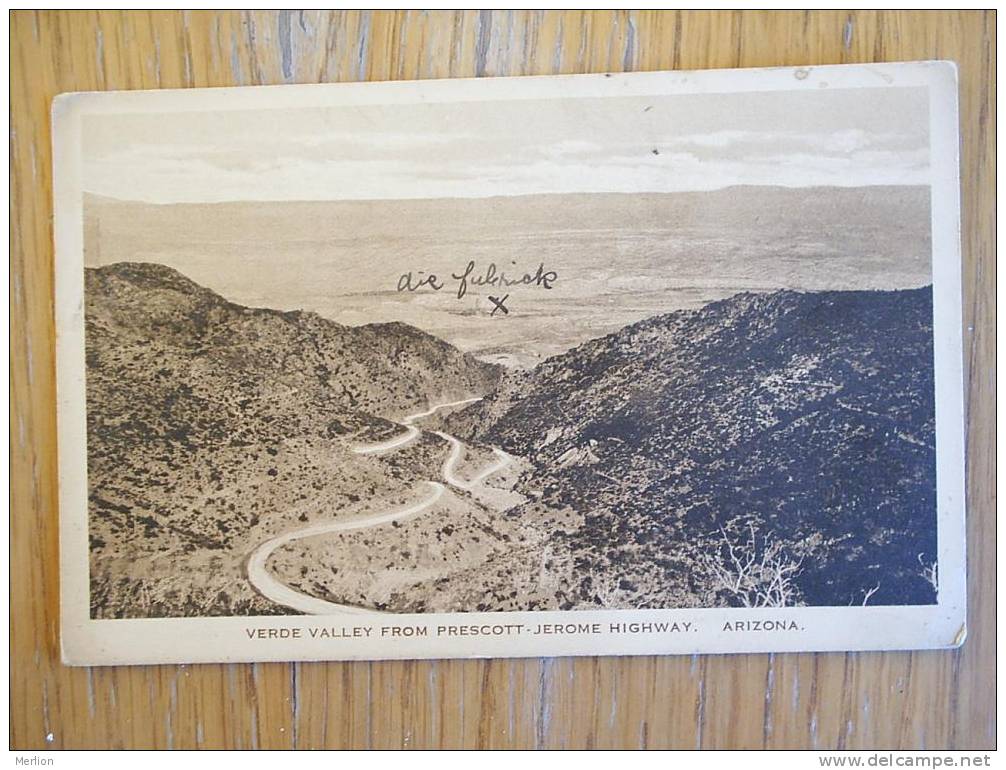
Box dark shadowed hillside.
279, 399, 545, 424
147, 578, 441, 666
86, 262, 938, 616
444, 287, 938, 608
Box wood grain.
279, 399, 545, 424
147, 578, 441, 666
10, 10, 995, 750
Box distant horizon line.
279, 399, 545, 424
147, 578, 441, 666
82, 182, 931, 207
86, 259, 935, 298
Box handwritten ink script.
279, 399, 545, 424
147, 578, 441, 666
397, 261, 558, 313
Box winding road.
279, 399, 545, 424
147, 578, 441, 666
351, 397, 481, 455
246, 482, 445, 615
246, 397, 511, 615
433, 430, 512, 489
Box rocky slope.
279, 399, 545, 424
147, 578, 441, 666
85, 262, 501, 617
444, 286, 938, 608
86, 261, 938, 615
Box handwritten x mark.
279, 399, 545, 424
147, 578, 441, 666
488, 294, 510, 316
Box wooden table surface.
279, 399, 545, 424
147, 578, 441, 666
10, 10, 996, 750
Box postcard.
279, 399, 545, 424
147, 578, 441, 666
52, 61, 965, 665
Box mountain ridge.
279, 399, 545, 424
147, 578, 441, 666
443, 284, 938, 608
85, 261, 503, 617
85, 261, 938, 615
84, 184, 929, 208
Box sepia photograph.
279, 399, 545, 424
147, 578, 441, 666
17, 8, 994, 752
53, 62, 965, 664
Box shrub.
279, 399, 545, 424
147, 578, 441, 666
699, 516, 806, 608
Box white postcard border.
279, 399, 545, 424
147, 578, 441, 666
53, 61, 966, 666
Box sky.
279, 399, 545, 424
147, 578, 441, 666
81, 86, 930, 203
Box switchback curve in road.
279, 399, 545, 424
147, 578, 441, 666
351, 397, 481, 455
247, 396, 512, 615
246, 481, 445, 615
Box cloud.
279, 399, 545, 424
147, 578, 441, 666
540, 139, 604, 158
297, 130, 476, 150
665, 130, 753, 148
84, 141, 931, 202
82, 113, 930, 202
649, 129, 921, 157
